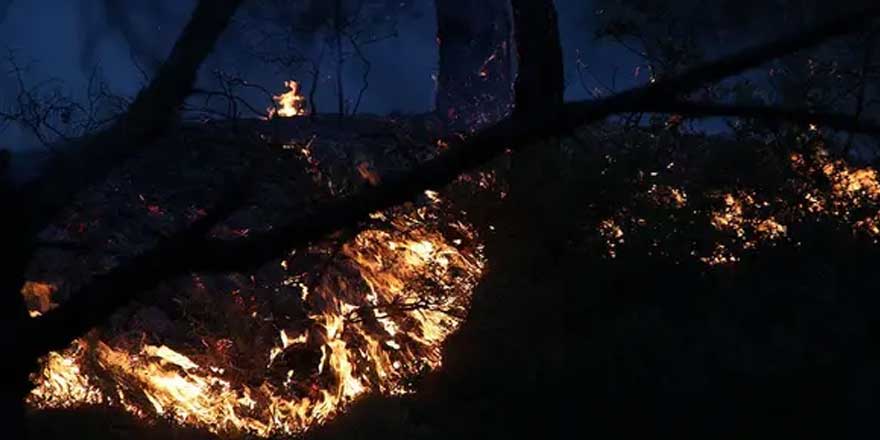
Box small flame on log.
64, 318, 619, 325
268, 80, 308, 118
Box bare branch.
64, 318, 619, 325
640, 100, 880, 134
18, 0, 245, 239
187, 5, 880, 274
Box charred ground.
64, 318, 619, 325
18, 114, 880, 439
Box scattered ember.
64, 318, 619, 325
28, 200, 485, 437
598, 218, 625, 259
28, 340, 104, 408
146, 205, 164, 216
599, 144, 880, 265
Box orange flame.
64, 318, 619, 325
268, 80, 308, 118
28, 201, 484, 437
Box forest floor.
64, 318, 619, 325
22, 114, 880, 439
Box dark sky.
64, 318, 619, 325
0, 0, 642, 152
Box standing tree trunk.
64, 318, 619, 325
435, 0, 514, 131
506, 0, 566, 265
510, 0, 564, 117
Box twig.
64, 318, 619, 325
639, 100, 880, 135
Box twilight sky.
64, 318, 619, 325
0, 0, 643, 151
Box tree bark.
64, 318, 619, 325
511, 0, 564, 117
435, 0, 514, 131
507, 0, 567, 265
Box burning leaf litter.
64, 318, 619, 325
28, 197, 485, 437
597, 145, 880, 265
267, 80, 308, 119
24, 116, 488, 437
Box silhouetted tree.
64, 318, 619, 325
593, 0, 879, 154
506, 0, 568, 263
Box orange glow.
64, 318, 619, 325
21, 281, 59, 318
356, 162, 381, 186
598, 218, 625, 258
268, 80, 307, 118
28, 202, 484, 437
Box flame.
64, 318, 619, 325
268, 80, 307, 118
707, 191, 788, 250
710, 192, 750, 238
790, 150, 880, 236
598, 218, 625, 258
701, 243, 740, 266
268, 330, 308, 367
28, 340, 103, 408
600, 147, 880, 266
28, 201, 484, 437
648, 184, 688, 208
478, 52, 498, 78
21, 281, 59, 318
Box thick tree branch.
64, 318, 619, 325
18, 0, 244, 239
27, 178, 251, 356
188, 5, 880, 272
1, 0, 244, 397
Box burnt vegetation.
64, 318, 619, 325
2, 0, 880, 438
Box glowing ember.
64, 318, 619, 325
701, 243, 739, 266
755, 218, 787, 240
21, 281, 59, 318
602, 146, 880, 267
28, 201, 484, 437
268, 80, 308, 118
790, 149, 880, 233
648, 184, 688, 208
598, 218, 625, 258
710, 192, 749, 238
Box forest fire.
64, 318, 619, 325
26, 197, 485, 437
268, 80, 308, 118
596, 145, 880, 265
4, 1, 880, 437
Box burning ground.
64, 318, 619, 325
22, 115, 485, 438
18, 113, 880, 439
